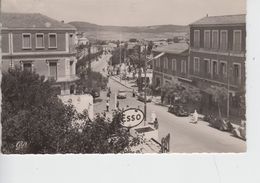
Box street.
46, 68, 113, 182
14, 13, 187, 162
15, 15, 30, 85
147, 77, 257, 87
92, 53, 246, 153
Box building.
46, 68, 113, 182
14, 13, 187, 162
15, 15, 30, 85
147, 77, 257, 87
189, 14, 246, 95
151, 43, 189, 89
1, 12, 78, 95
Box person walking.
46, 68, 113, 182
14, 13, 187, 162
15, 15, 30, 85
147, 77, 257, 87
154, 118, 159, 129
116, 101, 119, 109
106, 100, 110, 112
132, 89, 136, 97
193, 109, 198, 124
151, 111, 157, 124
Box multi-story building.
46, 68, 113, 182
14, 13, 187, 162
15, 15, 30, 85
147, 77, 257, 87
151, 43, 189, 89
1, 12, 78, 95
189, 14, 246, 95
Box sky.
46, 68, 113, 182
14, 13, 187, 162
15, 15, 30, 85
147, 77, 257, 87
2, 0, 246, 26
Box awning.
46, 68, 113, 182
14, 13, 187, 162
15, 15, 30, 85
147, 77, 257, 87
147, 52, 165, 63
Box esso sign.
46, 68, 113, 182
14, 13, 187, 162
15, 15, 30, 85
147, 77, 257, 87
121, 108, 144, 128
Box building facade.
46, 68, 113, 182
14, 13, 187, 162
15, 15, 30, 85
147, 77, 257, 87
1, 13, 78, 95
151, 43, 189, 89
189, 14, 246, 95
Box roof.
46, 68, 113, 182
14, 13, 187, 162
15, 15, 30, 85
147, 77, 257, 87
0, 12, 76, 30
152, 43, 189, 54
190, 14, 246, 26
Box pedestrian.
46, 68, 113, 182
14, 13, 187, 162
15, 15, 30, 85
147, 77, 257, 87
193, 109, 198, 124
106, 100, 109, 112
116, 101, 119, 109
154, 118, 159, 129
132, 89, 136, 97
151, 111, 157, 124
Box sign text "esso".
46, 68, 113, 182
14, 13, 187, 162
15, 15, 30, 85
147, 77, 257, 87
120, 108, 144, 128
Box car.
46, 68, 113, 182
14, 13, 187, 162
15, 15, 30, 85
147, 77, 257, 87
91, 90, 100, 98
209, 117, 234, 132
117, 90, 127, 99
137, 92, 152, 102
168, 104, 189, 117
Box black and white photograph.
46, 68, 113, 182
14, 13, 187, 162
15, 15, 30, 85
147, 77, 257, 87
0, 0, 247, 154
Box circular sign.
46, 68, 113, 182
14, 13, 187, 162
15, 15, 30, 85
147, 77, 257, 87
120, 108, 144, 128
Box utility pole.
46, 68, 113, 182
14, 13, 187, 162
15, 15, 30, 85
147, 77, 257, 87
88, 42, 92, 89
227, 51, 231, 118
144, 43, 147, 125
119, 41, 121, 82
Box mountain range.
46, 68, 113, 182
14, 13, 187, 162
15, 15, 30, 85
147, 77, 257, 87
69, 21, 188, 33
68, 21, 189, 41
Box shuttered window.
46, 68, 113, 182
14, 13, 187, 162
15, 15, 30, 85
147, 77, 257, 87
22, 34, 31, 49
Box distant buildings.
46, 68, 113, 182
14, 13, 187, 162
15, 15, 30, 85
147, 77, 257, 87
152, 43, 189, 90
1, 12, 78, 95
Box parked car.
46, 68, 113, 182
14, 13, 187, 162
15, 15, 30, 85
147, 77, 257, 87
232, 120, 246, 140
168, 104, 189, 117
91, 89, 100, 98
137, 92, 152, 102
209, 117, 234, 132
117, 90, 127, 99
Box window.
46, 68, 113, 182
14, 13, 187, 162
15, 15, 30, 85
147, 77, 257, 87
49, 61, 58, 80
22, 62, 33, 72
48, 33, 57, 48
220, 30, 228, 51
233, 63, 241, 83
220, 61, 227, 76
36, 33, 44, 48
164, 57, 168, 69
204, 30, 211, 49
156, 58, 160, 67
194, 57, 200, 73
233, 30, 242, 51
22, 33, 31, 49
181, 60, 186, 73
194, 30, 200, 48
212, 60, 218, 76
172, 59, 177, 71
204, 59, 211, 74
70, 61, 74, 76
212, 30, 219, 49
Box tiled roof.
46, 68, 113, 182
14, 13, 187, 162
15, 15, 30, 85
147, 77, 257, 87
190, 14, 246, 26
152, 43, 189, 54
0, 12, 76, 30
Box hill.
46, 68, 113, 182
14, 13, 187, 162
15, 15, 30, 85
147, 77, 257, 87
69, 21, 189, 40
69, 21, 188, 33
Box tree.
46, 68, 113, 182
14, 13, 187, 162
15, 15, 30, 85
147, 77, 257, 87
205, 86, 228, 117
1, 68, 141, 154
162, 82, 202, 108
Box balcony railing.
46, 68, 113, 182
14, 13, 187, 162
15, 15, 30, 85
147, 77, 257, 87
48, 74, 79, 83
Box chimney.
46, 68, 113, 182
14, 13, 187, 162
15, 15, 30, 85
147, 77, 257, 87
206, 14, 208, 17
61, 20, 65, 23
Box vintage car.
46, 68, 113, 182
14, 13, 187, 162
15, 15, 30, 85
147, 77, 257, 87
117, 90, 127, 99
137, 92, 152, 102
168, 104, 189, 117
209, 117, 234, 132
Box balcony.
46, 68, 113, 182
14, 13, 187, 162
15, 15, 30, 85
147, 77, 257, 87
48, 74, 79, 83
